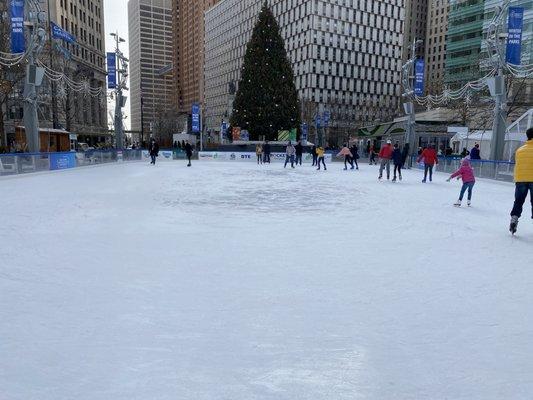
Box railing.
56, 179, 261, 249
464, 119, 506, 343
411, 156, 515, 182
0, 149, 189, 177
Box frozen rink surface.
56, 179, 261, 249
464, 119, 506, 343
1, 161, 532, 400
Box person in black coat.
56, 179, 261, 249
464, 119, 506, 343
263, 140, 271, 164
295, 140, 303, 166
392, 143, 403, 181
185, 141, 193, 167
401, 143, 410, 168
350, 143, 359, 170
470, 143, 481, 160
148, 138, 159, 165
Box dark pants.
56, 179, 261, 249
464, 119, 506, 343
459, 181, 475, 201
510, 182, 533, 218
423, 164, 434, 181
295, 154, 302, 165
150, 155, 156, 164
317, 157, 326, 170
187, 155, 192, 166
344, 156, 354, 169
257, 154, 262, 164
284, 155, 295, 168
353, 157, 359, 169
312, 154, 318, 166
370, 153, 376, 165
393, 164, 402, 179
263, 153, 270, 163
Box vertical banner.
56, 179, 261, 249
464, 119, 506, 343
10, 0, 25, 53
301, 123, 308, 143
323, 111, 330, 127
506, 7, 524, 65
107, 52, 117, 89
414, 59, 425, 96
191, 103, 201, 133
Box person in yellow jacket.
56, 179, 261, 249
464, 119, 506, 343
316, 146, 327, 170
510, 127, 533, 234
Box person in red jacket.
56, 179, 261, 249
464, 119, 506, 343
378, 140, 394, 180
417, 144, 439, 183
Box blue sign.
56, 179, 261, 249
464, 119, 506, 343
49, 152, 76, 170
414, 59, 425, 96
506, 7, 524, 65
9, 0, 25, 53
107, 53, 117, 89
301, 123, 308, 142
51, 21, 76, 44
191, 103, 200, 133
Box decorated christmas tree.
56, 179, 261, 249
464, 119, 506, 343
230, 3, 300, 141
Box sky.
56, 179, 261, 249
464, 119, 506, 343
104, 0, 131, 129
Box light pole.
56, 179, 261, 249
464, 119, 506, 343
110, 32, 128, 150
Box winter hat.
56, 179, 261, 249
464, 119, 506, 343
461, 157, 471, 166
387, 140, 392, 144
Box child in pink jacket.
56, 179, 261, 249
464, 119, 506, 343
447, 157, 476, 207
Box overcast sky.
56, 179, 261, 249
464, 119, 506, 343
104, 0, 131, 128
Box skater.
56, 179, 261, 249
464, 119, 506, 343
311, 145, 318, 166
295, 140, 303, 166
148, 138, 159, 165
255, 143, 263, 165
316, 146, 327, 170
350, 143, 360, 169
337, 144, 354, 170
447, 157, 475, 206
284, 141, 296, 168
418, 144, 438, 182
378, 140, 393, 180
509, 127, 533, 234
392, 143, 403, 182
263, 140, 271, 163
369, 142, 377, 165
470, 143, 481, 160
185, 141, 193, 167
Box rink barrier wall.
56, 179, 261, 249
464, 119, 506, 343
199, 152, 334, 163
0, 149, 190, 176
410, 156, 515, 182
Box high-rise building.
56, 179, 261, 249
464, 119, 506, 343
424, 0, 449, 94
128, 0, 174, 138
204, 0, 405, 141
42, 0, 108, 139
402, 0, 428, 63
444, 0, 485, 88
172, 0, 220, 114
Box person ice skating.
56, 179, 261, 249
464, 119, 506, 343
185, 141, 193, 167
392, 143, 403, 182
418, 144, 439, 182
263, 140, 271, 163
470, 143, 481, 160
460, 147, 469, 158
378, 140, 393, 180
509, 127, 533, 234
369, 142, 377, 165
148, 138, 159, 165
311, 145, 318, 166
338, 144, 354, 170
255, 143, 263, 165
295, 140, 303, 166
350, 143, 360, 170
316, 146, 327, 170
401, 143, 410, 169
284, 141, 296, 168
447, 157, 476, 206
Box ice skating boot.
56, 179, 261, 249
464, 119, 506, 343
392, 177, 397, 182
467, 200, 471, 207
510, 216, 519, 235
454, 200, 462, 207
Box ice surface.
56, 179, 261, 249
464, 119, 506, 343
1, 161, 532, 400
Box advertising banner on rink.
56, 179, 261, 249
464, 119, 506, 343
199, 152, 332, 163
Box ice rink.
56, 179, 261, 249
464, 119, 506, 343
1, 160, 532, 400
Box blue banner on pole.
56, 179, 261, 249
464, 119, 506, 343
192, 103, 200, 133
107, 53, 117, 89
9, 0, 25, 53
506, 7, 524, 65
414, 59, 425, 96
301, 123, 308, 142
51, 21, 77, 44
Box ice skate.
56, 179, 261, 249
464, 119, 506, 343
454, 200, 462, 207
510, 216, 519, 235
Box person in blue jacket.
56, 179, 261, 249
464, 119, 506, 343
392, 143, 403, 182
470, 143, 481, 160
